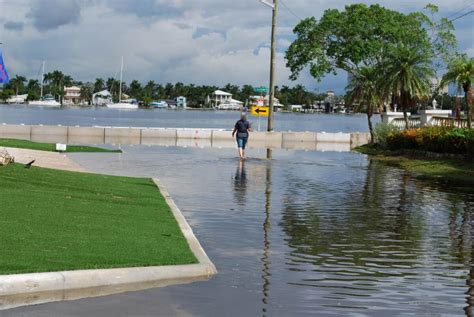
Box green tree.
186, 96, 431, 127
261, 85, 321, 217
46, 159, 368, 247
93, 78, 105, 93
346, 66, 388, 142
285, 4, 452, 128
9, 75, 27, 95
286, 4, 431, 80
128, 80, 142, 98
0, 89, 14, 102
80, 83, 93, 105
441, 54, 474, 128
382, 44, 435, 128
144, 80, 156, 99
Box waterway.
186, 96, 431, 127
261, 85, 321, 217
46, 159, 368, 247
4, 146, 473, 317
0, 104, 377, 132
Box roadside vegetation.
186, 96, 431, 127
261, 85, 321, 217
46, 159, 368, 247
285, 3, 473, 137
0, 138, 121, 153
356, 124, 474, 185
0, 163, 197, 274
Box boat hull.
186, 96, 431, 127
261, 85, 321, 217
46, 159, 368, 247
28, 100, 61, 107
106, 103, 138, 109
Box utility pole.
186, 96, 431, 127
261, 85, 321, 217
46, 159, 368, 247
260, 0, 278, 159
268, 0, 277, 133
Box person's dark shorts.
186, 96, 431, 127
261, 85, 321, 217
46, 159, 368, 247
236, 136, 248, 149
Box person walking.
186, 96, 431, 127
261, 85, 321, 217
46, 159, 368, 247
232, 112, 252, 159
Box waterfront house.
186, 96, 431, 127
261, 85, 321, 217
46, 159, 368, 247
208, 90, 244, 110
64, 86, 82, 105
175, 96, 187, 108
291, 105, 303, 112
249, 95, 284, 111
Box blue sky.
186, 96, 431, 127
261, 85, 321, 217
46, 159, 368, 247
0, 0, 472, 94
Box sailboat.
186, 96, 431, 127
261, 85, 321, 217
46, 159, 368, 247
28, 61, 61, 107
106, 57, 138, 109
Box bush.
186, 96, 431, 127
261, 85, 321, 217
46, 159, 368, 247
386, 126, 474, 155
373, 123, 401, 148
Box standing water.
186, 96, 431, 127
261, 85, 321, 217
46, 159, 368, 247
5, 146, 473, 317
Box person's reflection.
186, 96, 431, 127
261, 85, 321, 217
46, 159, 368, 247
233, 159, 248, 206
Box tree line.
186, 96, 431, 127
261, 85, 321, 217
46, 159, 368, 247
1, 72, 332, 108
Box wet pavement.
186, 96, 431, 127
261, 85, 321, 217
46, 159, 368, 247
2, 145, 473, 316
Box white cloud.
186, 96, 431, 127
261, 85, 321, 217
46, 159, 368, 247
0, 0, 472, 94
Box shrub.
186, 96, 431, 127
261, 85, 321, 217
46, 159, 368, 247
373, 123, 401, 148
386, 126, 474, 156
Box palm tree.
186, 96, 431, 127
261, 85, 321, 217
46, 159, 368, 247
346, 66, 388, 143
80, 83, 93, 105
441, 54, 474, 128
10, 75, 26, 95
382, 44, 435, 129
94, 78, 105, 93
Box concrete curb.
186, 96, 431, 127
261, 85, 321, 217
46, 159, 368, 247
0, 180, 217, 310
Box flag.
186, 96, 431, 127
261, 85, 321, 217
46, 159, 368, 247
0, 50, 10, 84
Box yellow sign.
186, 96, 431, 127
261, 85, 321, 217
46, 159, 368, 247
251, 106, 269, 117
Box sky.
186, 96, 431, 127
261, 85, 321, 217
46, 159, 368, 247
0, 0, 472, 94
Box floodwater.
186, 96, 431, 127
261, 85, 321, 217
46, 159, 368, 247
0, 104, 377, 132
3, 145, 473, 317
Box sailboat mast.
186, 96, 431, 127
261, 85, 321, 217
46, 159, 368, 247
40, 61, 45, 98
119, 56, 123, 103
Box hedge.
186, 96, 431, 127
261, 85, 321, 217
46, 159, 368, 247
386, 127, 474, 156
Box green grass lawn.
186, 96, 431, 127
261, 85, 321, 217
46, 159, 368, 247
0, 138, 121, 153
0, 164, 197, 275
355, 144, 474, 186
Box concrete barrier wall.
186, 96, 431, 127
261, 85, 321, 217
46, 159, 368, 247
31, 125, 68, 144
250, 132, 283, 149
211, 130, 233, 141
104, 127, 141, 145
68, 126, 105, 145
177, 129, 213, 139
0, 124, 31, 140
350, 132, 371, 148
141, 129, 177, 146
0, 124, 372, 150
316, 132, 351, 143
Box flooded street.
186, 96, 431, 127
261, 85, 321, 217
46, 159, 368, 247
3, 146, 473, 316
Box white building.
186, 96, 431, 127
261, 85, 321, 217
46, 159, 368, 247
291, 105, 303, 112
208, 90, 243, 110
430, 78, 448, 95
64, 86, 82, 105
249, 95, 284, 111
175, 96, 187, 108
92, 90, 112, 106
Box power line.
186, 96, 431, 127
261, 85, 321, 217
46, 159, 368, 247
428, 9, 474, 31
279, 0, 302, 21
444, 2, 474, 20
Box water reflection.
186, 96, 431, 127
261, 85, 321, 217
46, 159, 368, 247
279, 158, 472, 314
262, 162, 272, 316
15, 147, 474, 316
232, 159, 248, 206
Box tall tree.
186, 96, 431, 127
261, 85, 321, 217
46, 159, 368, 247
94, 78, 105, 93
128, 80, 142, 98
9, 75, 26, 95
442, 54, 474, 128
382, 44, 435, 129
346, 66, 387, 142
80, 83, 94, 105
285, 4, 453, 129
